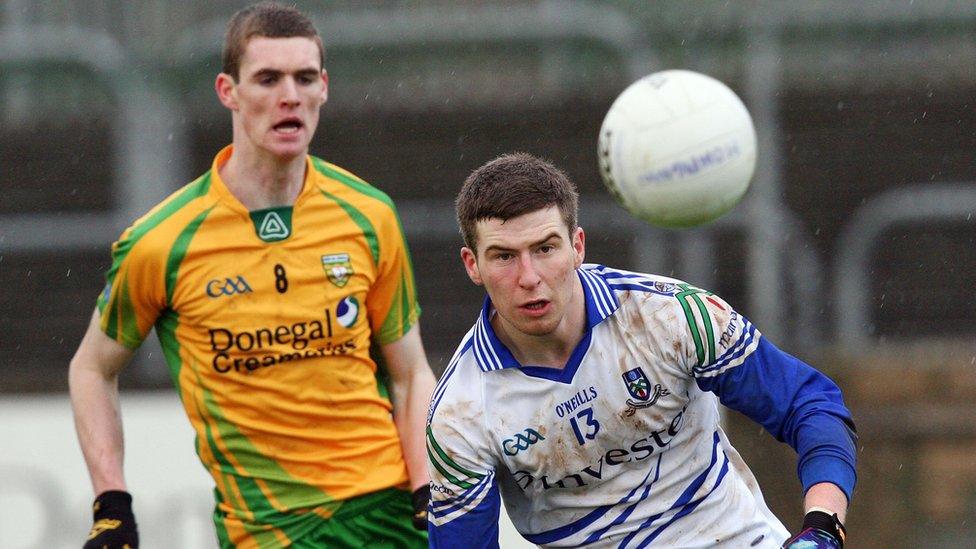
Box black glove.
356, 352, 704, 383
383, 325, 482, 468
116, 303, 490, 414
781, 509, 846, 549
411, 485, 431, 530
83, 490, 139, 549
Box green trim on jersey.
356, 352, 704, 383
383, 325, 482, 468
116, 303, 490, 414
99, 173, 212, 347
320, 189, 380, 265
166, 207, 216, 304
198, 381, 339, 515
103, 277, 142, 348
155, 309, 183, 395
103, 173, 212, 293
426, 426, 485, 490
311, 157, 395, 210
311, 156, 421, 345
212, 499, 233, 548
377, 271, 414, 345
675, 284, 716, 367
311, 157, 418, 279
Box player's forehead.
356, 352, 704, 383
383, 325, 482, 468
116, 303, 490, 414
238, 36, 322, 76
475, 206, 569, 253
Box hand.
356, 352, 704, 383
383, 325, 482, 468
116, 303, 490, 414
781, 509, 846, 549
782, 528, 842, 549
411, 485, 431, 530
83, 490, 139, 549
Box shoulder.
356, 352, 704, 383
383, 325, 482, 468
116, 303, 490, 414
307, 156, 398, 212
583, 263, 696, 313
112, 171, 217, 263
428, 329, 483, 423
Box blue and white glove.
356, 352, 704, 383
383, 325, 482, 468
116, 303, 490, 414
781, 509, 846, 549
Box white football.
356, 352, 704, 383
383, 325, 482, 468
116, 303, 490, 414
598, 69, 757, 229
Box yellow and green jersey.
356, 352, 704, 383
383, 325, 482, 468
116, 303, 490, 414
97, 146, 421, 544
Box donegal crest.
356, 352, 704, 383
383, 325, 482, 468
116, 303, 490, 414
322, 253, 353, 287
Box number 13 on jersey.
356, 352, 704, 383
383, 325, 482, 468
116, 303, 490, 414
570, 407, 600, 445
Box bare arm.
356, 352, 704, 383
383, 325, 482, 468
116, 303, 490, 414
804, 481, 848, 523
380, 323, 437, 491
69, 308, 136, 495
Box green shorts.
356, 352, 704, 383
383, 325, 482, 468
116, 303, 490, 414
215, 488, 428, 548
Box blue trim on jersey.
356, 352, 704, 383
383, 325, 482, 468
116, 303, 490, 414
523, 453, 663, 545
429, 336, 475, 418
695, 337, 858, 500
518, 327, 593, 383
471, 265, 620, 373
582, 453, 664, 544
619, 432, 728, 548
693, 319, 758, 375
635, 454, 731, 548
432, 472, 496, 517
429, 477, 502, 549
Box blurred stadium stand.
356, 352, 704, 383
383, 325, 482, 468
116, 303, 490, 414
1, 1, 975, 547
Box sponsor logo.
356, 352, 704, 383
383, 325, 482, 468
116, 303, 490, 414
502, 428, 546, 456
207, 321, 355, 374
322, 253, 353, 287
514, 406, 686, 491
622, 367, 670, 416
206, 276, 253, 298
258, 211, 289, 241
336, 296, 360, 328
719, 310, 739, 348
429, 482, 457, 497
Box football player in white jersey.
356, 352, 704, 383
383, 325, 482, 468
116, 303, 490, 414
425, 153, 855, 548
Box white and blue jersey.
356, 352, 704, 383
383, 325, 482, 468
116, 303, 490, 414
426, 264, 856, 548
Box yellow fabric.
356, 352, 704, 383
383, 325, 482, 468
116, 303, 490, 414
97, 146, 420, 531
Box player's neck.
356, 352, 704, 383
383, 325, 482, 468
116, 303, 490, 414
495, 286, 587, 370
220, 145, 307, 211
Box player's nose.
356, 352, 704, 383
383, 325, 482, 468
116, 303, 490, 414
279, 77, 300, 107
516, 255, 542, 288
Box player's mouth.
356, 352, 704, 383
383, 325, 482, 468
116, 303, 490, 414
520, 299, 551, 316
272, 117, 304, 135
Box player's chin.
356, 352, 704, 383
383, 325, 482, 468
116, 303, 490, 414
265, 141, 309, 161
514, 316, 559, 337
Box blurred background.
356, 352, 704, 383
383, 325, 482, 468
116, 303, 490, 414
1, 0, 974, 547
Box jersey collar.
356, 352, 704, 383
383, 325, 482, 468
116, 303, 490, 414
472, 264, 620, 373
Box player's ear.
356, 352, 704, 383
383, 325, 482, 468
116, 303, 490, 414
572, 226, 585, 268
460, 247, 483, 286
215, 73, 238, 110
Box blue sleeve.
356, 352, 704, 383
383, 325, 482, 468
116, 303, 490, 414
695, 336, 858, 501
428, 478, 501, 549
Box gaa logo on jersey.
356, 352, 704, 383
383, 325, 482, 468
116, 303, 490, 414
336, 296, 360, 328
322, 253, 353, 287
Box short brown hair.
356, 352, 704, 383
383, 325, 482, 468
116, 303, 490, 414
222, 2, 325, 80
456, 152, 579, 251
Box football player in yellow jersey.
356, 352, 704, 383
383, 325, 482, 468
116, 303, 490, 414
68, 3, 436, 548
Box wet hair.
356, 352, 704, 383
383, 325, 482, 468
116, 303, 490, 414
456, 152, 579, 251
222, 2, 325, 80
